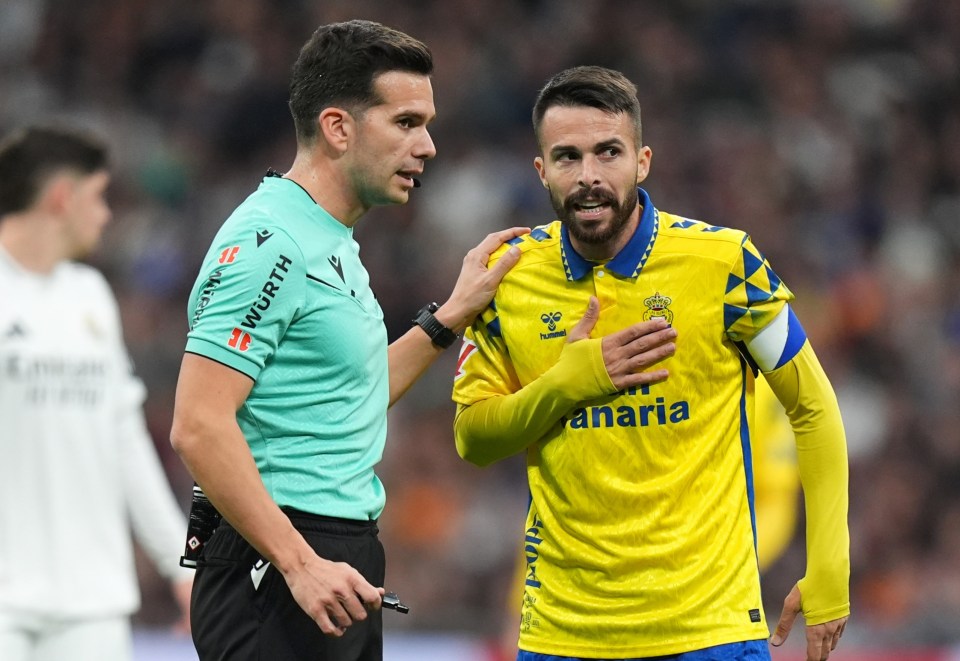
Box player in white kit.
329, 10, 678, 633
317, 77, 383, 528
0, 125, 192, 661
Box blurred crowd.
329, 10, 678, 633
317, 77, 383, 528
2, 0, 959, 648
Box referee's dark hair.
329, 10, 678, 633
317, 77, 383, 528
532, 66, 643, 149
0, 125, 108, 218
289, 19, 434, 145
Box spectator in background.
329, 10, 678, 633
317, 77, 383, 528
0, 125, 191, 661
453, 66, 850, 660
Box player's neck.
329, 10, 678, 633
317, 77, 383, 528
0, 215, 66, 274
569, 206, 642, 262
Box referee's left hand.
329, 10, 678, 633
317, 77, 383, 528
770, 583, 847, 661
439, 227, 529, 333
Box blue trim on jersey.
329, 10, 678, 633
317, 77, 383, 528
530, 227, 552, 241
741, 246, 764, 278
774, 306, 807, 369
517, 638, 771, 660
764, 265, 782, 293
739, 359, 758, 551
559, 187, 658, 281
745, 281, 773, 306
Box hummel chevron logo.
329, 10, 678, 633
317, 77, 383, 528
328, 255, 344, 282
256, 229, 273, 247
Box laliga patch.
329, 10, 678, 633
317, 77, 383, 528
454, 338, 477, 380
228, 328, 252, 352
218, 246, 240, 264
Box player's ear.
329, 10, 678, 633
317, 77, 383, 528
534, 156, 548, 189
318, 107, 354, 154
38, 172, 75, 216
636, 146, 652, 184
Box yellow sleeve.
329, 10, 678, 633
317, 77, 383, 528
454, 338, 616, 467
763, 341, 850, 624
752, 375, 800, 572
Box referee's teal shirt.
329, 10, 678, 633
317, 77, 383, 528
185, 175, 389, 520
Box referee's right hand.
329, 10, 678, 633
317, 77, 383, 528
283, 554, 385, 636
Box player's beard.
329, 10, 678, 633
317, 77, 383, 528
551, 185, 639, 246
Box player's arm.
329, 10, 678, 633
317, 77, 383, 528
747, 306, 850, 620
387, 228, 527, 407
455, 297, 676, 467
170, 353, 382, 636
743, 305, 849, 659
752, 376, 800, 572
118, 381, 194, 631
96, 273, 194, 631
764, 341, 849, 617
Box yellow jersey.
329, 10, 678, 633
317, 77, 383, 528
453, 189, 798, 657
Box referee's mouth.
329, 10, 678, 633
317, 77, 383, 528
396, 170, 422, 189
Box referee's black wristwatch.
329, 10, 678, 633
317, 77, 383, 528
413, 302, 459, 349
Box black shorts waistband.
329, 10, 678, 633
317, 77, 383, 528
282, 507, 379, 535
219, 507, 378, 537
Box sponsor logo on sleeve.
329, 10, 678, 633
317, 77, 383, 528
240, 255, 292, 329
191, 268, 224, 330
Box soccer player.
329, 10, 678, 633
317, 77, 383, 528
169, 20, 540, 661
0, 125, 192, 661
453, 66, 850, 661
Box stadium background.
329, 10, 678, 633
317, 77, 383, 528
2, 0, 959, 658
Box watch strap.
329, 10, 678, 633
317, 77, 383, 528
413, 303, 458, 349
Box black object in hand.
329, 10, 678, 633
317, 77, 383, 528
382, 592, 409, 614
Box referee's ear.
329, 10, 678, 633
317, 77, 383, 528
317, 107, 353, 155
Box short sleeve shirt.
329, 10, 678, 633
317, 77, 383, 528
185, 176, 389, 520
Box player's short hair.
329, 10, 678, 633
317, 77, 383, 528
532, 66, 643, 148
0, 125, 108, 217
289, 20, 433, 144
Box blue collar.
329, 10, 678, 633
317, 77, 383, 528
560, 187, 659, 281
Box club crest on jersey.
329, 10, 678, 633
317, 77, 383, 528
539, 312, 566, 340
642, 292, 674, 324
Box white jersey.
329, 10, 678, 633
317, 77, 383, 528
0, 246, 186, 619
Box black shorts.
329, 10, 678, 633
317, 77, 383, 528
191, 508, 385, 661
